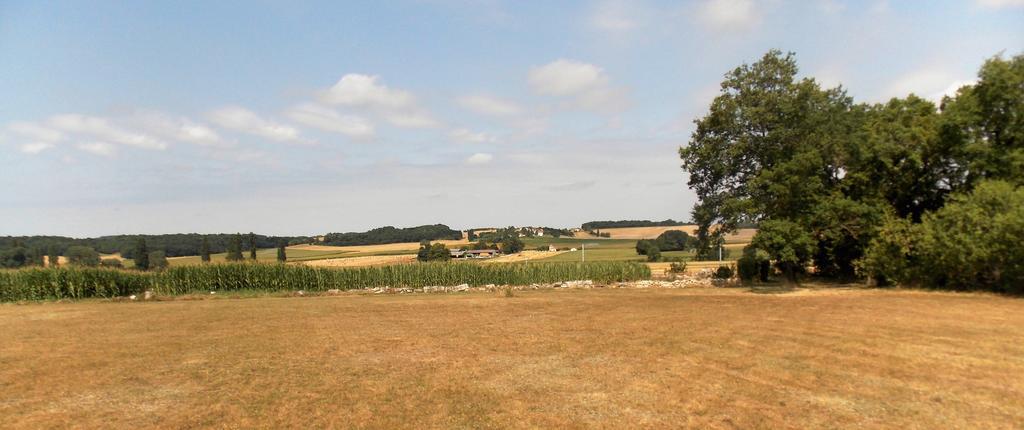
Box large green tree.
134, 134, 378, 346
681, 50, 857, 273
941, 54, 1024, 185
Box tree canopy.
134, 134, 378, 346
682, 50, 1023, 288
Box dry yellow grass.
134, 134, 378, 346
481, 250, 566, 264
648, 260, 738, 275
299, 254, 416, 267
2, 288, 1023, 428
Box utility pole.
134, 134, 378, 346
582, 243, 586, 263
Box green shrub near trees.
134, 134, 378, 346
713, 266, 734, 280
860, 181, 1023, 294
681, 49, 1023, 291
149, 251, 169, 270
736, 247, 771, 284
417, 241, 451, 262
654, 230, 692, 251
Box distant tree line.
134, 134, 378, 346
682, 50, 1023, 292
0, 233, 310, 260
580, 219, 692, 230
322, 224, 461, 247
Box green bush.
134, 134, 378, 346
861, 180, 1024, 293
736, 255, 758, 283
669, 261, 687, 273
646, 246, 662, 262
149, 251, 169, 270
736, 247, 770, 283
713, 265, 734, 280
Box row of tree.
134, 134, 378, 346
581, 219, 691, 230
0, 233, 309, 259
322, 224, 462, 247
681, 50, 1022, 292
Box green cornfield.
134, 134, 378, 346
0, 262, 651, 301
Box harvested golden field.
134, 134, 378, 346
593, 226, 757, 243
299, 254, 416, 267
481, 250, 566, 263
2, 288, 1023, 429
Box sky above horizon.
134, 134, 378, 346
2, 0, 1022, 237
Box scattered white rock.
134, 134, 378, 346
143, 290, 154, 300
326, 289, 341, 295
129, 295, 137, 301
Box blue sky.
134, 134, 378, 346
1, 0, 1022, 237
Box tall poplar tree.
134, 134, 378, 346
134, 238, 149, 271
226, 234, 244, 261
200, 237, 211, 263
248, 232, 257, 260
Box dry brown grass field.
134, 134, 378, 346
2, 287, 1023, 429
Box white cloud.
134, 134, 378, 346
699, 0, 757, 30
529, 59, 610, 96
76, 142, 116, 157
320, 74, 439, 128
450, 128, 496, 144
457, 94, 523, 116
132, 112, 228, 147
975, 0, 1024, 8
208, 106, 306, 143
529, 59, 628, 112
286, 103, 375, 139
48, 114, 167, 150
8, 121, 63, 142
465, 152, 494, 165
321, 74, 416, 109
19, 142, 54, 154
